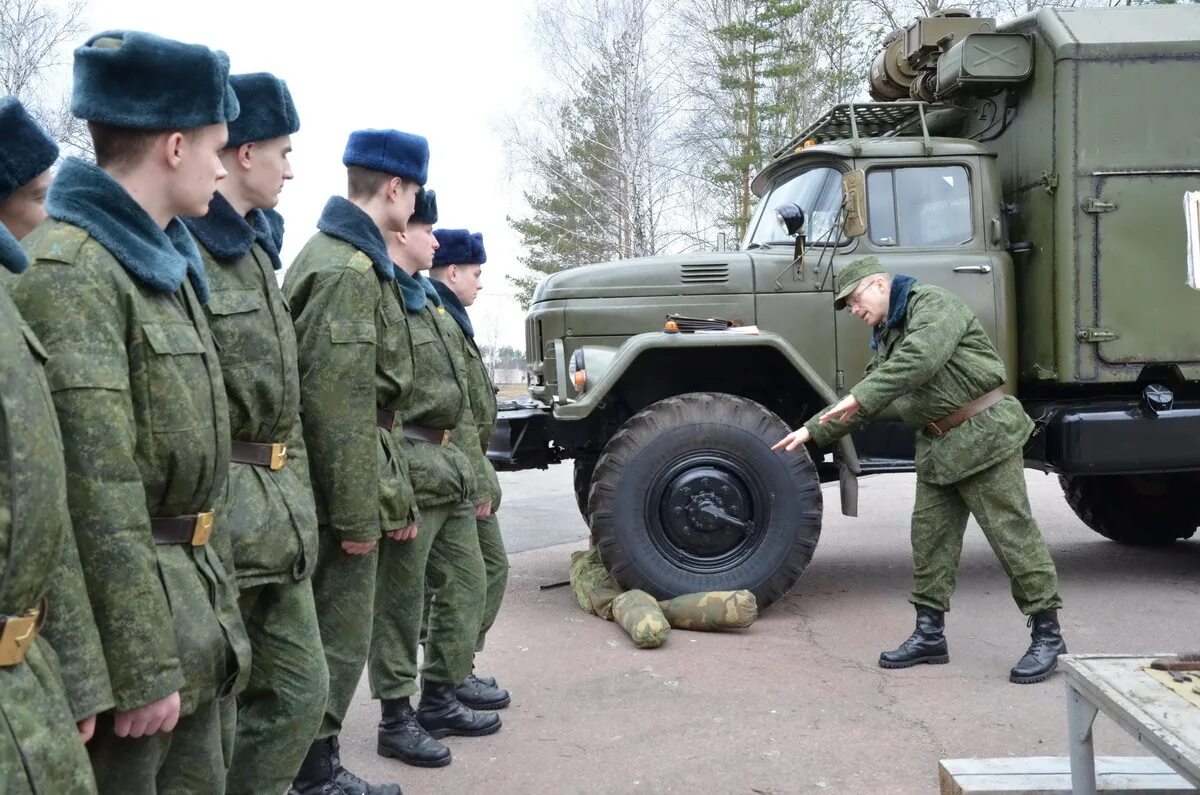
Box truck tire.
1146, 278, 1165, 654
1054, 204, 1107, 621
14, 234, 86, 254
589, 392, 822, 609
573, 456, 597, 522
1059, 473, 1200, 544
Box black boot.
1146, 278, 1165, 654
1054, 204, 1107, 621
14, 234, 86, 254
455, 673, 511, 710
290, 737, 402, 795
417, 680, 502, 739
377, 698, 452, 768
1010, 609, 1067, 684
879, 606, 950, 669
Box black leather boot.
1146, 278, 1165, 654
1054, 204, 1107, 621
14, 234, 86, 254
879, 606, 950, 669
290, 737, 402, 795
455, 673, 511, 710
1010, 609, 1067, 684
377, 698, 452, 768
417, 680, 502, 739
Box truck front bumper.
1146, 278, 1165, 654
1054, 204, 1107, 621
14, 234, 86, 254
486, 400, 561, 471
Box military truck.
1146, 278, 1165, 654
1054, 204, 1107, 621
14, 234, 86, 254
490, 5, 1200, 608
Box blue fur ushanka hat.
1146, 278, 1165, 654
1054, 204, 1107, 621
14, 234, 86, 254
0, 96, 59, 202
470, 232, 487, 265
71, 30, 239, 129
432, 228, 472, 267
342, 129, 428, 185
410, 187, 437, 224
226, 73, 299, 148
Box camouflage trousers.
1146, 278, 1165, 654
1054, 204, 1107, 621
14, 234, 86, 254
0, 640, 98, 794
89, 692, 234, 795
311, 526, 377, 740
370, 500, 485, 697
473, 510, 509, 652
911, 450, 1063, 615
225, 579, 328, 795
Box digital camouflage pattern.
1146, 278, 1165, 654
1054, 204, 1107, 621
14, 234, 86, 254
369, 299, 484, 697
610, 590, 671, 649
196, 225, 326, 795
801, 281, 1061, 615
657, 591, 758, 631
569, 547, 623, 619
15, 219, 251, 791
283, 227, 414, 740
0, 278, 109, 795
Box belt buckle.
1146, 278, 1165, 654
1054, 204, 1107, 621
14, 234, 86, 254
440, 430, 451, 447
0, 608, 40, 666
192, 512, 214, 547
270, 443, 288, 471
927, 422, 944, 438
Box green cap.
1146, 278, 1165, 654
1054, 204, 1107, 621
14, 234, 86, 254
834, 256, 887, 310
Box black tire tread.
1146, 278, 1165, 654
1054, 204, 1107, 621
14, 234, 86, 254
1059, 473, 1200, 545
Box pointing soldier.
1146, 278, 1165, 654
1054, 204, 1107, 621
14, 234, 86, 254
773, 256, 1066, 684
181, 73, 328, 795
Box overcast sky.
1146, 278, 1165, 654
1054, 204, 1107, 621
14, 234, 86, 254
81, 0, 546, 348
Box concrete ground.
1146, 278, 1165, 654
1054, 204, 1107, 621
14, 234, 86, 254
338, 466, 1200, 794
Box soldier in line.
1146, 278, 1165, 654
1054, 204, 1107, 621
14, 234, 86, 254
773, 256, 1066, 684
369, 191, 497, 769
283, 128, 427, 795
427, 228, 511, 709
13, 31, 251, 793
0, 95, 114, 795
181, 73, 329, 795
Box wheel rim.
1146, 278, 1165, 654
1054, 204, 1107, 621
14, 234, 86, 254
645, 450, 770, 572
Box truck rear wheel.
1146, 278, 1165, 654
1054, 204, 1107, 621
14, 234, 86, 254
574, 456, 597, 521
1059, 473, 1200, 544
589, 392, 822, 609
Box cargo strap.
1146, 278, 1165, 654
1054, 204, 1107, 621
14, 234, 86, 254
928, 388, 1005, 437
404, 424, 452, 446
231, 441, 288, 471
151, 512, 214, 547
0, 600, 46, 667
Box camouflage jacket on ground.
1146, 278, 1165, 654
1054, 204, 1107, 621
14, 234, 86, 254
15, 207, 250, 716
0, 275, 113, 729
283, 200, 417, 539
188, 196, 318, 587
805, 281, 1032, 485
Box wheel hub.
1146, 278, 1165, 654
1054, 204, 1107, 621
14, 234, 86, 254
661, 466, 755, 557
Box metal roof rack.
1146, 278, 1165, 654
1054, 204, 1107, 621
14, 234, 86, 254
773, 101, 934, 158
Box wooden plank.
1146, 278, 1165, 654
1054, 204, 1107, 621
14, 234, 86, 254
941, 757, 1185, 776
938, 757, 1196, 794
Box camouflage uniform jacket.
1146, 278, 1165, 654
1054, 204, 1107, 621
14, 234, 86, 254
13, 159, 250, 716
393, 271, 475, 509
186, 194, 318, 587
805, 281, 1032, 486
282, 197, 417, 539
0, 271, 115, 778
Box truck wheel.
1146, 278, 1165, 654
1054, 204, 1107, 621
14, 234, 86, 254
1059, 473, 1200, 544
589, 392, 822, 609
573, 456, 597, 521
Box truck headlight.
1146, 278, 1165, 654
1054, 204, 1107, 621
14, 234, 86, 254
568, 348, 586, 393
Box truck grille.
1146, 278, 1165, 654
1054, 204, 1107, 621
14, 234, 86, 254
680, 263, 729, 284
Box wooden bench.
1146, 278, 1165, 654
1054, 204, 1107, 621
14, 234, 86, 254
938, 756, 1196, 794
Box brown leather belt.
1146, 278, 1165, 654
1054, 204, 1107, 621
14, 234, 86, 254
404, 424, 452, 446
0, 600, 47, 667
151, 512, 214, 547
231, 441, 288, 471
377, 409, 396, 431
927, 388, 1005, 437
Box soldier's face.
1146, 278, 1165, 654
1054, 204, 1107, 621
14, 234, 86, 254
385, 179, 422, 232
405, 222, 438, 269
0, 169, 51, 239
453, 264, 482, 307
846, 275, 890, 326
171, 123, 228, 217
243, 135, 293, 210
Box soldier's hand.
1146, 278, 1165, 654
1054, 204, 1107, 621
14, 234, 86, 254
475, 502, 493, 519
771, 426, 812, 452
387, 523, 418, 542
340, 539, 377, 555
114, 691, 180, 738
819, 394, 861, 425
77, 714, 97, 744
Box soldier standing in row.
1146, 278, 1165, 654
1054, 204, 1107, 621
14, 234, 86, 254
284, 129, 427, 795
182, 73, 329, 795
370, 192, 497, 769
774, 257, 1066, 684
0, 95, 114, 795
14, 31, 251, 792
428, 227, 511, 709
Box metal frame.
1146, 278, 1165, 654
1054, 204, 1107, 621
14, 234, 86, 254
773, 102, 935, 159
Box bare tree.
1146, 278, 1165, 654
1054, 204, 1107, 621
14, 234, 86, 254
0, 0, 90, 156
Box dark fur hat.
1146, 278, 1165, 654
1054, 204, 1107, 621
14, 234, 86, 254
342, 129, 428, 185
469, 232, 487, 265
432, 228, 472, 267
410, 187, 437, 224
226, 73, 299, 148
0, 96, 58, 202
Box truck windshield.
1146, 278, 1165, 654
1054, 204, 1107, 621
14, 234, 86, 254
745, 166, 845, 248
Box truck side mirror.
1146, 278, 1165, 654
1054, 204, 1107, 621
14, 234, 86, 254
842, 169, 867, 238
